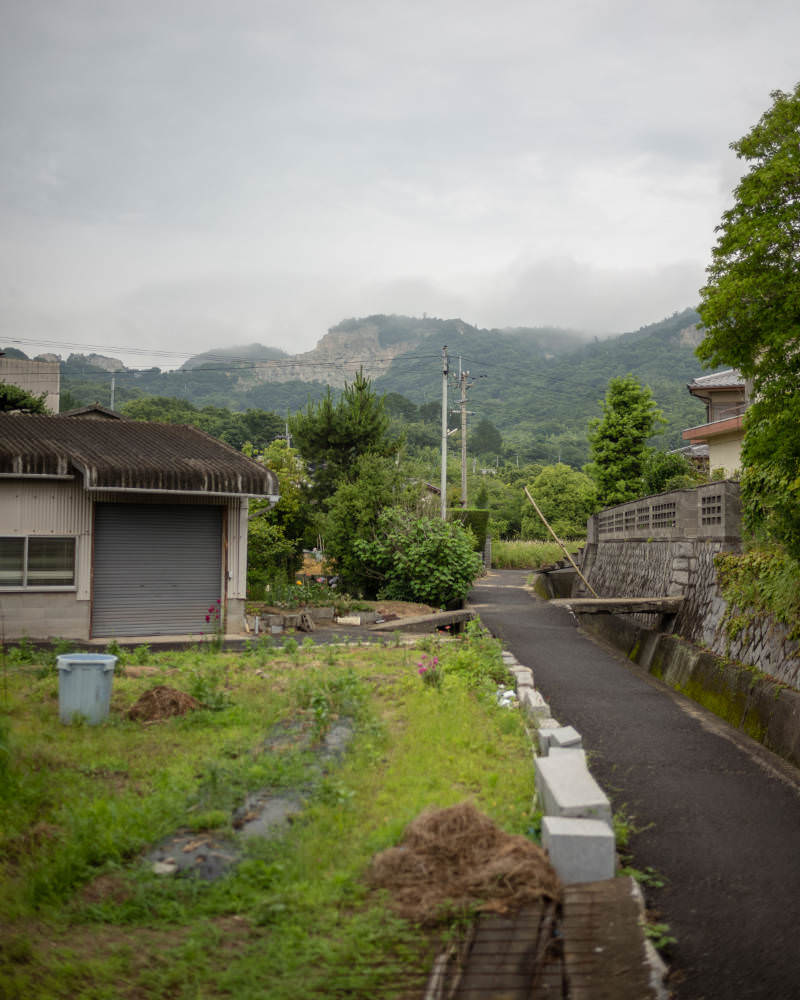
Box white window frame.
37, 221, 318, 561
0, 536, 77, 590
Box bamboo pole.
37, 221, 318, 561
523, 486, 600, 598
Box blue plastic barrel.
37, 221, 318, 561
57, 654, 117, 725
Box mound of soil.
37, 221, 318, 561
367, 802, 561, 925
128, 685, 201, 722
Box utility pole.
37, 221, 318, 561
110, 375, 115, 410
459, 363, 474, 508
440, 346, 448, 520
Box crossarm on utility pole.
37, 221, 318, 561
523, 486, 600, 598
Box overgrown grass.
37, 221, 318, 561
492, 538, 583, 570
0, 626, 536, 999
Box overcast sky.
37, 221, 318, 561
1, 0, 799, 369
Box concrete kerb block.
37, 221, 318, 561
549, 725, 583, 752
535, 717, 561, 755
549, 747, 587, 764
510, 666, 534, 687
519, 686, 550, 719
542, 816, 615, 884
534, 754, 612, 825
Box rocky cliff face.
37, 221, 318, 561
234, 320, 427, 389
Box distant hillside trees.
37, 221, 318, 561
122, 397, 284, 450
470, 418, 502, 457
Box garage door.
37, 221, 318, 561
92, 503, 222, 637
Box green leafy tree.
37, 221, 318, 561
354, 508, 482, 607
244, 440, 310, 593
470, 418, 503, 457
587, 375, 664, 506
640, 450, 704, 496
289, 369, 398, 506
322, 455, 404, 596
0, 382, 48, 414
521, 464, 598, 539
697, 82, 800, 557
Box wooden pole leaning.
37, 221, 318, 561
523, 486, 600, 598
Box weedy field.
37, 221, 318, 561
491, 539, 582, 570
0, 623, 541, 999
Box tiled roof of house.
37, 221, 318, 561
688, 368, 744, 389
0, 414, 279, 496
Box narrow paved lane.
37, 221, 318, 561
470, 569, 800, 1000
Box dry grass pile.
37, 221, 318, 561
127, 685, 201, 722
367, 802, 561, 925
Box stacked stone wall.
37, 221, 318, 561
581, 484, 800, 689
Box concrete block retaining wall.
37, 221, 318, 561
579, 482, 800, 689
577, 612, 800, 769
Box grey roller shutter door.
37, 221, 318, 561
92, 503, 222, 637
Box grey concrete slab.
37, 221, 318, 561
542, 816, 615, 883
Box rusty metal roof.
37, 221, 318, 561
0, 414, 279, 496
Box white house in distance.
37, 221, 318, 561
0, 355, 61, 412
0, 413, 279, 641
682, 369, 747, 477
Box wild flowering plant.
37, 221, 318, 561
204, 599, 223, 651
416, 654, 442, 690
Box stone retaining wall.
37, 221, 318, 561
579, 483, 800, 689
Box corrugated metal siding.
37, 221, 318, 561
228, 497, 248, 600
0, 480, 90, 534
0, 480, 92, 599
92, 503, 222, 637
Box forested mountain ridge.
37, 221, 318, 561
5, 307, 708, 466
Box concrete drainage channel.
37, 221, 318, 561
503, 648, 670, 998
145, 719, 355, 880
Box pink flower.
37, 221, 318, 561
431, 657, 439, 666
205, 614, 210, 623
417, 666, 427, 674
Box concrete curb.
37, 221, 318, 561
501, 648, 669, 996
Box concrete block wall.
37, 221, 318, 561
579, 481, 800, 689
0, 591, 90, 640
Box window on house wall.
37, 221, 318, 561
0, 537, 76, 587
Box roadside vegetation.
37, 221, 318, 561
491, 539, 582, 570
0, 625, 540, 999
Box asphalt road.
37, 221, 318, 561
470, 569, 800, 1000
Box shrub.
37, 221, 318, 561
354, 508, 482, 608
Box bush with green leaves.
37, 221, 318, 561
354, 508, 482, 607
521, 463, 597, 539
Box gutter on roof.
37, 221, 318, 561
85, 486, 281, 501
0, 473, 75, 480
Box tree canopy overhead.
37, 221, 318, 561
697, 83, 800, 557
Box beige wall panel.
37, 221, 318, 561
708, 435, 743, 478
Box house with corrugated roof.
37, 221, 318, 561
681, 369, 747, 477
0, 413, 278, 641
